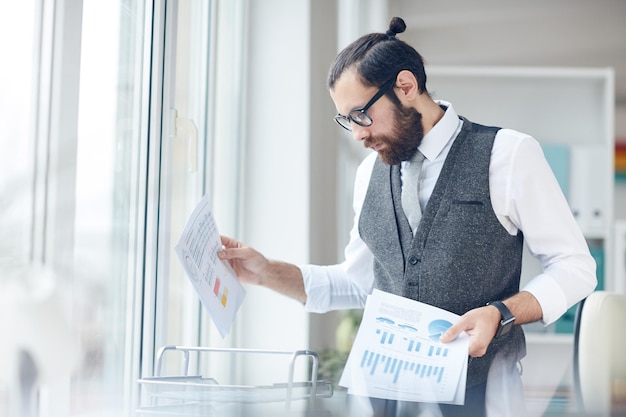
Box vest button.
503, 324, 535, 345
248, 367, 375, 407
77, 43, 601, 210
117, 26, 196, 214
409, 256, 419, 265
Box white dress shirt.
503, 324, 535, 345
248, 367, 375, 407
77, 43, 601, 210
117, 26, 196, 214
301, 101, 596, 416
300, 101, 597, 327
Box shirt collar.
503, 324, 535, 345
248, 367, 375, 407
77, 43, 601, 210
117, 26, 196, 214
418, 100, 461, 162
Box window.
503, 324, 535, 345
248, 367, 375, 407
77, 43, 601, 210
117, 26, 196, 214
71, 0, 149, 414
0, 1, 39, 414
149, 0, 247, 376
1, 0, 248, 414
0, 1, 37, 268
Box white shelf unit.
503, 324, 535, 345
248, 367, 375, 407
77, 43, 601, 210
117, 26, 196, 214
426, 66, 615, 402
427, 65, 615, 294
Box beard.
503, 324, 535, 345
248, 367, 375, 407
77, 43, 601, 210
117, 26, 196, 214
365, 104, 424, 166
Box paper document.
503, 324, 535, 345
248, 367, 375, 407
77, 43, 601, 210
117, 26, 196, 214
175, 195, 245, 338
339, 289, 468, 405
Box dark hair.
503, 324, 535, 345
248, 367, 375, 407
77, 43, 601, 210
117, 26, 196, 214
327, 17, 427, 101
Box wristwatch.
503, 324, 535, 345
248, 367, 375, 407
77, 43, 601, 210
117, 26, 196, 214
487, 300, 515, 338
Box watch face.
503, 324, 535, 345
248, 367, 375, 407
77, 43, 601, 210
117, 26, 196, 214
499, 326, 511, 337
498, 316, 515, 337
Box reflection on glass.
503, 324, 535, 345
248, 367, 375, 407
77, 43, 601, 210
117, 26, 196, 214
0, 4, 38, 416
72, 0, 145, 414
0, 1, 36, 269
157, 1, 212, 375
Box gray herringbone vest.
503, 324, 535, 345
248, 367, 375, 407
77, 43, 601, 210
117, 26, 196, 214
359, 117, 525, 387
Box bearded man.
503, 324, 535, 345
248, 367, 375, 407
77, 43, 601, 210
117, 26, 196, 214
219, 16, 596, 417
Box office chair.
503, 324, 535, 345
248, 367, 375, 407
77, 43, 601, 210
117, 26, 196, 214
573, 291, 626, 416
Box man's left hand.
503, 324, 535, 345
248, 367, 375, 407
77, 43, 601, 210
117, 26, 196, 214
439, 306, 501, 357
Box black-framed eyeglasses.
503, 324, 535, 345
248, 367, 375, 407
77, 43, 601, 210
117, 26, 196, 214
334, 75, 397, 131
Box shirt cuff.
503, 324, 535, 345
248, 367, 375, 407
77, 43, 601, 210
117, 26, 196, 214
521, 274, 568, 325
300, 264, 337, 313
300, 263, 370, 313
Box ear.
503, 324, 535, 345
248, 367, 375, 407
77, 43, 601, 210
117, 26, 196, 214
394, 70, 419, 104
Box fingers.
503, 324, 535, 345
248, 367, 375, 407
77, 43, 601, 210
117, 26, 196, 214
439, 307, 499, 358
439, 322, 462, 343
220, 235, 240, 248
216, 237, 259, 266
467, 338, 490, 358
217, 236, 239, 263
217, 245, 242, 261
218, 235, 247, 260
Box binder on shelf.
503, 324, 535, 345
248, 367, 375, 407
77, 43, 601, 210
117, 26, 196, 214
568, 145, 607, 233
541, 143, 570, 200
589, 245, 606, 292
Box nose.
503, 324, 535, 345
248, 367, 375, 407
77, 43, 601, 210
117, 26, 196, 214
351, 123, 369, 142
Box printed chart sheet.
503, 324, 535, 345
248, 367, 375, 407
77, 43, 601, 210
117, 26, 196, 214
340, 289, 468, 405
175, 195, 245, 338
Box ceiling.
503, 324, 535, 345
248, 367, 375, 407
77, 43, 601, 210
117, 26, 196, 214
390, 0, 626, 105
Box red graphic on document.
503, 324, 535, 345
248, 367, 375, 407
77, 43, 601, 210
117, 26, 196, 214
213, 276, 228, 307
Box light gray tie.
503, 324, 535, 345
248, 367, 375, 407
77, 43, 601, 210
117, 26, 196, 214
402, 151, 425, 235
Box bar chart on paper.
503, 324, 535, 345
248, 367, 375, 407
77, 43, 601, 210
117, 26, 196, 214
340, 290, 468, 404
358, 318, 454, 387
359, 350, 446, 384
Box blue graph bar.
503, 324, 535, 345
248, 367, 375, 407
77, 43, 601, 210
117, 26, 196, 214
383, 357, 389, 372
372, 353, 382, 375
407, 339, 423, 353
377, 329, 387, 344
389, 358, 398, 373
359, 350, 447, 385
360, 351, 367, 367
393, 360, 404, 383
376, 329, 396, 345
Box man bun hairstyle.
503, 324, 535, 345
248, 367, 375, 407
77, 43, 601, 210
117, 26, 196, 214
328, 16, 427, 100
385, 16, 406, 38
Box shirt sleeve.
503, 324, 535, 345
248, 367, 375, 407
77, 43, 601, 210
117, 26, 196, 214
496, 130, 597, 325
301, 152, 378, 313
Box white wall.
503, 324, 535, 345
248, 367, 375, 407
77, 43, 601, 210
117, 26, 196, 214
236, 0, 341, 361
235, 0, 626, 376
239, 0, 311, 352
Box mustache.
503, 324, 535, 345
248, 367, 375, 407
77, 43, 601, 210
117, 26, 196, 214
364, 135, 386, 149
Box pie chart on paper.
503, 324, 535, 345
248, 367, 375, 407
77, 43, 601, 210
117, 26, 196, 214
428, 319, 453, 342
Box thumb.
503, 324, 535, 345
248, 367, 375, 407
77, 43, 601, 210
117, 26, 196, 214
217, 246, 236, 260
439, 321, 462, 343
217, 246, 227, 258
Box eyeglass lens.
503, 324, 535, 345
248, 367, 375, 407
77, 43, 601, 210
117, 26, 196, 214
334, 75, 396, 131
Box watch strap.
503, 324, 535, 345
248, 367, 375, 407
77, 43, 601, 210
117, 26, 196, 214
487, 300, 515, 338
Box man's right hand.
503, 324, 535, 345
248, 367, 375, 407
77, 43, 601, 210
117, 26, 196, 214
218, 235, 269, 286
217, 235, 307, 304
